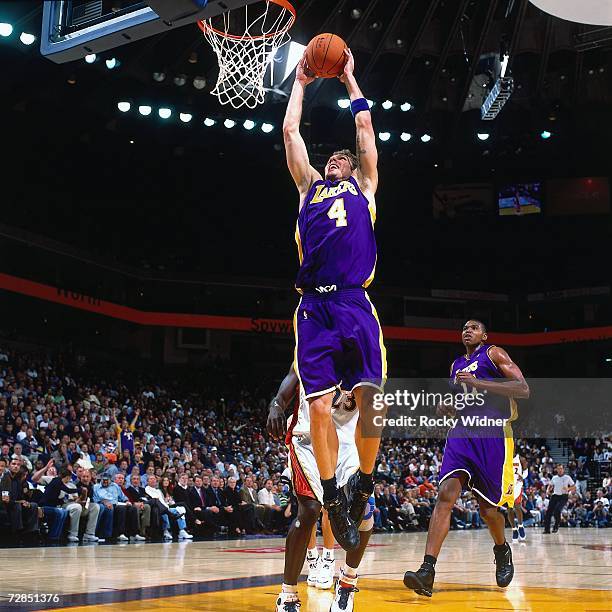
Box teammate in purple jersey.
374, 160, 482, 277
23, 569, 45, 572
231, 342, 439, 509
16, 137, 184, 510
404, 320, 529, 598
283, 48, 387, 553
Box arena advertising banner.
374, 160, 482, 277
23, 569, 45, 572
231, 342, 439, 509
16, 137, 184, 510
432, 183, 495, 219
2, 272, 612, 345
546, 177, 610, 215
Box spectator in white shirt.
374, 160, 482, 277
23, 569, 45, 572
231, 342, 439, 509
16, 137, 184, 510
144, 475, 192, 540
257, 478, 283, 531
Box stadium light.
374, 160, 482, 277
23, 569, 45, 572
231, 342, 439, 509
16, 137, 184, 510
541, 130, 552, 139
193, 76, 207, 90
477, 132, 490, 141
152, 72, 166, 82
224, 119, 236, 128
180, 113, 193, 123
481, 74, 514, 120
19, 32, 35, 45
0, 23, 13, 37
421, 134, 432, 143
138, 105, 152, 116
117, 101, 131, 112
204, 118, 215, 127
366, 99, 375, 108
158, 108, 172, 119
243, 120, 256, 130
106, 57, 118, 69
400, 132, 412, 142
261, 123, 274, 133
400, 102, 412, 112
382, 100, 393, 110
337, 98, 350, 109
85, 53, 96, 64
282, 41, 307, 83
378, 132, 391, 142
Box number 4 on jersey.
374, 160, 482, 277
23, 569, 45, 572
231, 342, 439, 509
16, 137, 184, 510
327, 198, 348, 227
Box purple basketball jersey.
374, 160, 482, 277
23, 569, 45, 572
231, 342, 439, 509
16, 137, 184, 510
451, 344, 517, 423
295, 177, 377, 292
440, 343, 517, 507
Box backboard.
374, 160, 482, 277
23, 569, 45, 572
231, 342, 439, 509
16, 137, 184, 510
41, 0, 260, 64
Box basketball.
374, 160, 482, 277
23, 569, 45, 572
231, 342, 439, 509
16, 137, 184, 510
305, 33, 347, 78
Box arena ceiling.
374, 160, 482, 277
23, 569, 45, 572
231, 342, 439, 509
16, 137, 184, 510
0, 1, 611, 289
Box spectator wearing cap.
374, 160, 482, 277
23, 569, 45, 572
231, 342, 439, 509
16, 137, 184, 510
93, 473, 131, 541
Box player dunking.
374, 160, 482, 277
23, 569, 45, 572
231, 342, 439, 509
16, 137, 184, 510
267, 365, 375, 612
283, 48, 386, 552
404, 320, 529, 597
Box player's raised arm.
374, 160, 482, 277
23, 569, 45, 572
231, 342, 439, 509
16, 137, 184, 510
283, 57, 321, 202
340, 48, 378, 196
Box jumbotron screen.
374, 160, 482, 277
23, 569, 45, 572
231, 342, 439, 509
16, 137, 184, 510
499, 182, 543, 216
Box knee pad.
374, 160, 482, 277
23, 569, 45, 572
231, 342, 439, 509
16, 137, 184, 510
359, 495, 375, 531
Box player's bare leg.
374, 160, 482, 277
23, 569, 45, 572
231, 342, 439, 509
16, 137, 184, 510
306, 521, 320, 587
317, 509, 336, 589
403, 475, 464, 597
278, 496, 321, 611
478, 495, 514, 587
516, 504, 525, 540
347, 386, 382, 525
310, 394, 358, 551
332, 517, 374, 611
507, 506, 518, 542
309, 393, 338, 480
508, 504, 525, 542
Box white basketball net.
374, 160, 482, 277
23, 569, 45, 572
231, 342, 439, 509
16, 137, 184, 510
199, 1, 295, 109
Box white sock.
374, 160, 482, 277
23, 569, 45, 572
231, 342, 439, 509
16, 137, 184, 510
307, 547, 319, 559
322, 547, 334, 560
282, 583, 298, 594
518, 524, 524, 528
340, 565, 359, 585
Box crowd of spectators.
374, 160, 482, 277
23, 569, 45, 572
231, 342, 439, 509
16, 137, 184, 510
0, 344, 609, 545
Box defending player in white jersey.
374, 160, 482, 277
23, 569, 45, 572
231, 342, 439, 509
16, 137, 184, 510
267, 364, 375, 612
508, 454, 528, 542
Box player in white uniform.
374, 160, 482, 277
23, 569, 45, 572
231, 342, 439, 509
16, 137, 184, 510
268, 364, 375, 612
507, 454, 527, 542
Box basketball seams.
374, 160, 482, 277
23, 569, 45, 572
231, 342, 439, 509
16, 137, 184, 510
324, 38, 347, 76
320, 33, 334, 74
306, 33, 347, 77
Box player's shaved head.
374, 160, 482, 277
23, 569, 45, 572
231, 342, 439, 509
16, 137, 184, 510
463, 319, 487, 333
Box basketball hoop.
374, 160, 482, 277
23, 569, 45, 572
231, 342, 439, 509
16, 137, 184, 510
198, 0, 296, 109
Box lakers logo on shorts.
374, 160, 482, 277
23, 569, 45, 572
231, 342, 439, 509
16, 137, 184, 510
505, 483, 514, 496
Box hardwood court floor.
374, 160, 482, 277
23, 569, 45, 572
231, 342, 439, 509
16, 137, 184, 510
1, 528, 610, 611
